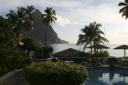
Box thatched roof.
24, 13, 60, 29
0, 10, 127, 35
53, 48, 80, 57
87, 44, 109, 49
114, 45, 128, 50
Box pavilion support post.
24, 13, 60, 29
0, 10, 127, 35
91, 47, 93, 54
124, 49, 126, 58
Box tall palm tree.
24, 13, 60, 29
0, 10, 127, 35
25, 6, 35, 31
77, 22, 108, 54
42, 7, 57, 46
119, 0, 128, 19
6, 6, 35, 43
6, 7, 26, 42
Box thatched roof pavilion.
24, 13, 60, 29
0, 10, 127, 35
53, 48, 80, 57
114, 45, 128, 58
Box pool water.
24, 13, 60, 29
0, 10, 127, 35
82, 68, 128, 85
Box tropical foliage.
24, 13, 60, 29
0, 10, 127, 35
43, 7, 57, 25
97, 50, 109, 58
6, 6, 35, 42
78, 52, 90, 57
0, 6, 57, 73
34, 46, 53, 59
42, 7, 57, 46
119, 0, 128, 19
77, 22, 109, 52
0, 6, 37, 76
25, 61, 88, 85
19, 38, 43, 56
0, 47, 31, 76
107, 57, 118, 68
0, 16, 16, 47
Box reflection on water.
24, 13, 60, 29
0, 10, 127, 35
82, 68, 128, 85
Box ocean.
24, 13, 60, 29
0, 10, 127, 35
51, 44, 128, 57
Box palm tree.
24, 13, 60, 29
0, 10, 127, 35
6, 7, 26, 42
77, 26, 93, 52
6, 6, 35, 43
77, 22, 108, 54
42, 7, 57, 46
0, 16, 16, 47
89, 22, 108, 44
94, 35, 109, 45
119, 0, 128, 19
24, 6, 35, 31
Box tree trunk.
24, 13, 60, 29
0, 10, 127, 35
94, 48, 97, 54
18, 33, 22, 43
27, 49, 30, 57
44, 25, 47, 47
90, 42, 93, 55
124, 49, 126, 58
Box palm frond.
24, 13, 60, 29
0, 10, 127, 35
119, 7, 127, 13
119, 2, 127, 6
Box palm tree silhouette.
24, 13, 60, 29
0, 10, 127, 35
42, 7, 57, 46
119, 0, 128, 19
77, 22, 108, 54
0, 16, 16, 47
6, 6, 35, 43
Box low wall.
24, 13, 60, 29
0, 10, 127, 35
0, 69, 29, 85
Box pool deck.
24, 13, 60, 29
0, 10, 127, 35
86, 65, 128, 69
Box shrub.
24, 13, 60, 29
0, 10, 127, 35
98, 50, 109, 57
0, 47, 31, 76
25, 61, 88, 85
34, 46, 53, 59
76, 51, 90, 57
92, 50, 109, 58
107, 57, 118, 67
19, 38, 43, 56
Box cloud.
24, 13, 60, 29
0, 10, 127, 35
0, 0, 21, 10
55, 15, 70, 26
0, 0, 127, 44
57, 1, 128, 44
107, 32, 128, 44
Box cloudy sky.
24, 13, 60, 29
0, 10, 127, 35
1, 0, 128, 44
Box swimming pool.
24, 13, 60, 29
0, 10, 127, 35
82, 68, 128, 85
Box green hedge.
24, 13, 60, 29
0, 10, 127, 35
25, 61, 88, 85
0, 47, 31, 76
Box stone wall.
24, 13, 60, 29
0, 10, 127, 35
0, 69, 29, 85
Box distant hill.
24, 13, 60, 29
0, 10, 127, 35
30, 9, 68, 45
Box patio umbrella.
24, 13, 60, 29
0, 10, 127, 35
87, 44, 109, 66
87, 44, 109, 49
114, 45, 128, 58
87, 44, 109, 54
